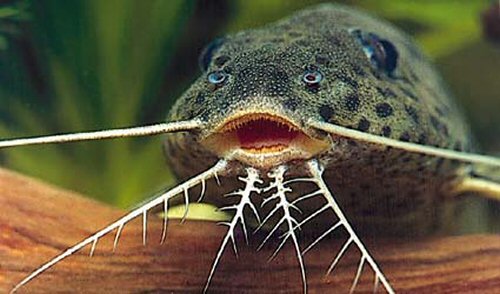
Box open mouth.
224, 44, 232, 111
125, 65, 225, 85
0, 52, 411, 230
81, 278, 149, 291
226, 114, 300, 152
202, 112, 328, 167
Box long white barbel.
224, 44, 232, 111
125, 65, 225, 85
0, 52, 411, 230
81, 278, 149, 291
10, 159, 227, 293
0, 119, 203, 148
310, 120, 500, 167
307, 160, 395, 294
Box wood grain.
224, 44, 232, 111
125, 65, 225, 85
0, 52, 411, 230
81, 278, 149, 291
1, 168, 500, 293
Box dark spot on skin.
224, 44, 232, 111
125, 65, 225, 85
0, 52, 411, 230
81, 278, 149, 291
404, 105, 419, 124
435, 158, 445, 172
200, 111, 210, 121
366, 154, 377, 165
401, 88, 419, 101
345, 94, 360, 112
283, 97, 299, 111
195, 92, 205, 104
416, 165, 426, 173
328, 35, 341, 46
399, 132, 411, 142
351, 64, 366, 76
417, 133, 427, 145
347, 139, 357, 147
376, 87, 397, 99
319, 105, 334, 121
336, 75, 359, 88
375, 102, 393, 118
357, 118, 371, 132
381, 126, 392, 137
449, 159, 461, 168
401, 154, 413, 163
315, 54, 330, 66
371, 69, 382, 80
442, 125, 449, 136
214, 55, 230, 67
430, 115, 449, 136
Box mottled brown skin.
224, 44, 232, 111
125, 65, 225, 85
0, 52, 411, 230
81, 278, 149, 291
164, 4, 475, 235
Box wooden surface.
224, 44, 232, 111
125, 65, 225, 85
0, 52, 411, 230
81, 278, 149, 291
1, 168, 500, 293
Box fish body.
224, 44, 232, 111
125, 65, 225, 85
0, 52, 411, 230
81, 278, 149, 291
165, 4, 475, 235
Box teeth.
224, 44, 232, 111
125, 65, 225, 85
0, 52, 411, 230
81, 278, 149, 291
246, 145, 287, 153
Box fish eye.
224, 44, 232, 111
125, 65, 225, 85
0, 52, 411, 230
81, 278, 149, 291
302, 68, 323, 85
350, 29, 399, 76
207, 71, 227, 85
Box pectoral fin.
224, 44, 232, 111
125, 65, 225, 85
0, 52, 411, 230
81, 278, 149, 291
451, 164, 500, 201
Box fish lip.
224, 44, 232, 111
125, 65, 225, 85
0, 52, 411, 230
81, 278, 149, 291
200, 110, 330, 169
214, 111, 302, 133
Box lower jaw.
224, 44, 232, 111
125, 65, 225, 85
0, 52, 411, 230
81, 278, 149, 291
203, 134, 330, 169
224, 146, 315, 170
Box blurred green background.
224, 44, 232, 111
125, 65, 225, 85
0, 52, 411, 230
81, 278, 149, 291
0, 0, 499, 210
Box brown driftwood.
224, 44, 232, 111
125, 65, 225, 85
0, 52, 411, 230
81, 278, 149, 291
1, 168, 500, 293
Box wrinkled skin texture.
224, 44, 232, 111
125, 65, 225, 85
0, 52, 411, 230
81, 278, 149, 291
164, 4, 475, 235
